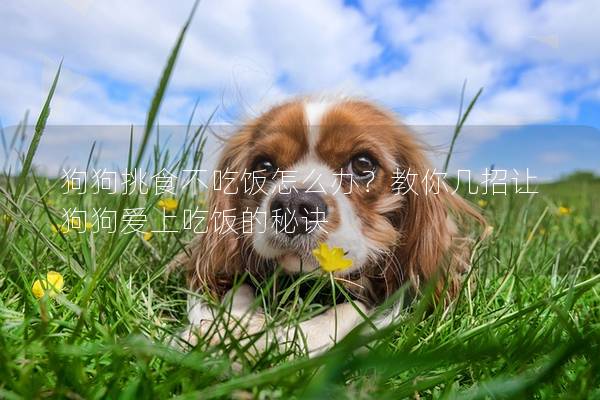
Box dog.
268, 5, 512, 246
170, 97, 485, 357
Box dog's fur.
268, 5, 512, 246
171, 97, 485, 356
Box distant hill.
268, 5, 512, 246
556, 171, 600, 183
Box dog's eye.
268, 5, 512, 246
252, 157, 277, 178
347, 154, 377, 180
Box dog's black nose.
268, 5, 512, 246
269, 189, 328, 236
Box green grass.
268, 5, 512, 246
1, 9, 600, 398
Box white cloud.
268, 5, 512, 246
0, 0, 381, 125
539, 151, 572, 164
1, 0, 599, 175
357, 0, 600, 126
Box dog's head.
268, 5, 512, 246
186, 98, 484, 305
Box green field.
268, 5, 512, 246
1, 15, 599, 399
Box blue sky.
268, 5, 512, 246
1, 0, 599, 180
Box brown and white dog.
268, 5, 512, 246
171, 97, 484, 357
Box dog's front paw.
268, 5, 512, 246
175, 284, 268, 353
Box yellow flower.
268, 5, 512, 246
557, 206, 571, 216
157, 198, 178, 213
69, 218, 93, 232
527, 230, 534, 241
32, 271, 64, 299
143, 230, 153, 241
527, 228, 546, 241
477, 199, 488, 208
312, 242, 353, 272
50, 223, 69, 234
1, 214, 11, 224
64, 179, 76, 191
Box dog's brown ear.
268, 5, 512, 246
388, 132, 485, 304
184, 127, 254, 297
